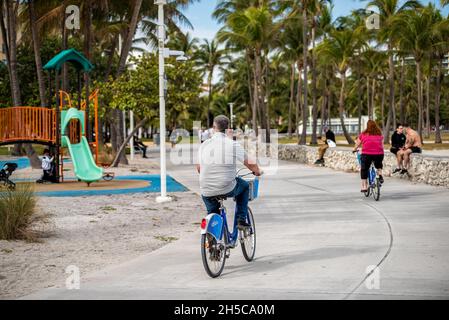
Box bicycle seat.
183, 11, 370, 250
213, 195, 228, 201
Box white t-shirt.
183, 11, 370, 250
201, 130, 209, 142
198, 132, 247, 197
41, 155, 54, 171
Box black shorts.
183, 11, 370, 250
360, 154, 384, 180
411, 147, 422, 154
390, 147, 400, 155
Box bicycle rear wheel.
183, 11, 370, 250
201, 233, 226, 278
373, 179, 380, 201
240, 207, 256, 262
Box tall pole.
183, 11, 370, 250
156, 0, 170, 203
229, 103, 234, 129
130, 110, 134, 160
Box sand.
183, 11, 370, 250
0, 157, 203, 299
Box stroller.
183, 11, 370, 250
0, 162, 17, 190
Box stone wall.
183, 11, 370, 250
275, 144, 449, 188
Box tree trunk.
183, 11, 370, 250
6, 0, 20, 107
61, 12, 68, 94
207, 71, 213, 128
0, 1, 13, 100
366, 75, 371, 120
245, 53, 254, 127
300, 6, 308, 145
6, 0, 40, 168
310, 25, 318, 145
381, 80, 386, 129
320, 77, 328, 134
29, 0, 47, 107
328, 87, 332, 127
104, 35, 118, 81
384, 44, 395, 144
83, 0, 92, 60
113, 0, 143, 165
111, 117, 148, 167
357, 67, 362, 135
339, 71, 354, 144
287, 63, 295, 138
296, 61, 302, 141
255, 52, 267, 138
264, 56, 271, 143
399, 59, 405, 125
425, 74, 430, 139
116, 0, 143, 77
371, 78, 376, 120
434, 58, 442, 144
416, 60, 423, 142
252, 64, 258, 136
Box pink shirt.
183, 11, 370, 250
359, 133, 384, 155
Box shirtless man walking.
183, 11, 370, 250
396, 124, 422, 175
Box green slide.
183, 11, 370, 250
62, 136, 103, 185
61, 108, 103, 185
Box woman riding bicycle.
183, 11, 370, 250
353, 120, 385, 193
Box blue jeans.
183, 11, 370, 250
202, 177, 249, 222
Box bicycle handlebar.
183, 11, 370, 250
236, 168, 263, 178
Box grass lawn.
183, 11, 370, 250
0, 144, 46, 156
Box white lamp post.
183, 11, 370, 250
229, 103, 234, 129
155, 0, 186, 203
130, 110, 134, 161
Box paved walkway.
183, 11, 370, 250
25, 154, 449, 299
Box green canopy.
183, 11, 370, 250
43, 48, 93, 72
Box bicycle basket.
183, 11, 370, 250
245, 177, 259, 201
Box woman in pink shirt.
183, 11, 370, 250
353, 120, 384, 192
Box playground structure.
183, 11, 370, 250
0, 49, 105, 185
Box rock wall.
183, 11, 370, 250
275, 144, 449, 188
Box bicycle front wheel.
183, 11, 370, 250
201, 233, 226, 278
240, 207, 256, 262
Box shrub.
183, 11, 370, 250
0, 183, 37, 240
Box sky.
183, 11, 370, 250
180, 0, 449, 41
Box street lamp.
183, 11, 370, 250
228, 103, 235, 129
155, 0, 186, 203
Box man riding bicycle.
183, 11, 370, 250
196, 115, 262, 229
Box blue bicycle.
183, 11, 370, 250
200, 169, 259, 278
355, 150, 381, 201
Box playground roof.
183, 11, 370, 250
43, 49, 93, 72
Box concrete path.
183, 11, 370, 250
24, 154, 449, 299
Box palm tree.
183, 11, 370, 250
27, 0, 47, 107
318, 28, 365, 144
195, 39, 227, 127
168, 31, 198, 55
391, 8, 437, 140
424, 4, 449, 143
367, 0, 421, 142
217, 3, 277, 140
308, 0, 331, 144
1, 0, 41, 168
280, 12, 304, 140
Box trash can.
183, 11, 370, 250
154, 133, 160, 146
